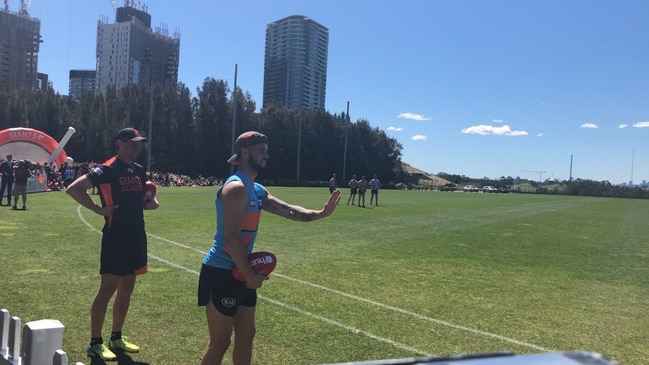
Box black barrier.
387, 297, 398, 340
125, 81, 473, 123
319, 351, 618, 365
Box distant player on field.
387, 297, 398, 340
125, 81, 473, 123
329, 173, 337, 194
347, 174, 358, 205
357, 175, 368, 208
370, 174, 380, 206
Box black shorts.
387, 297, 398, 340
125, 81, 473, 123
198, 264, 257, 317
350, 188, 357, 195
100, 226, 147, 276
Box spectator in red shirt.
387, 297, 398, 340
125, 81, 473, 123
12, 160, 30, 210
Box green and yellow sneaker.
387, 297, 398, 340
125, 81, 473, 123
108, 336, 140, 353
87, 343, 117, 361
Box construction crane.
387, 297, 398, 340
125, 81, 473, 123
4, 0, 8, 11
109, 0, 117, 13
19, 0, 30, 14
522, 170, 547, 183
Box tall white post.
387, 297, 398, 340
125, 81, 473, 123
47, 127, 76, 164
8, 316, 20, 363
0, 309, 8, 358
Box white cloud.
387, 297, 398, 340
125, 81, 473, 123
537, 133, 544, 137
398, 113, 431, 121
581, 123, 598, 129
633, 121, 649, 128
618, 124, 628, 129
460, 124, 528, 136
493, 119, 504, 123
387, 126, 403, 131
411, 135, 427, 141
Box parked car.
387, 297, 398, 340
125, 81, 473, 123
463, 185, 480, 192
482, 186, 497, 193
439, 183, 457, 192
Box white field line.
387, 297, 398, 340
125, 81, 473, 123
274, 274, 549, 352
261, 295, 431, 356
76, 206, 550, 354
76, 207, 431, 356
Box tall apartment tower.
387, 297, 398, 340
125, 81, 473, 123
96, 2, 180, 95
69, 70, 97, 99
36, 72, 49, 90
263, 15, 329, 110
0, 7, 41, 90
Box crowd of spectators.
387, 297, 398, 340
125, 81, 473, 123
2, 156, 224, 192
149, 172, 222, 187
28, 160, 224, 191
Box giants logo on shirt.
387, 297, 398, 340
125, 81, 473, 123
119, 175, 143, 192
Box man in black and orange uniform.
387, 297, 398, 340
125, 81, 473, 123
67, 128, 159, 361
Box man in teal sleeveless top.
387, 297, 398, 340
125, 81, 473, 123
198, 131, 341, 365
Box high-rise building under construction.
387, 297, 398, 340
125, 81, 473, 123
96, 1, 180, 95
0, 3, 41, 90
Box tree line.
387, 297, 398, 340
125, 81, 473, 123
2, 81, 646, 198
436, 173, 649, 199
0, 79, 405, 185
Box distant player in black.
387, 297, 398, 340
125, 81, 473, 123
67, 128, 159, 361
329, 173, 337, 194
0, 154, 14, 206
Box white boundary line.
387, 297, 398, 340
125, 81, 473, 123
274, 274, 549, 351
76, 206, 550, 354
261, 296, 430, 356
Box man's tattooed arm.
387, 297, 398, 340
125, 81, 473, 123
263, 195, 320, 221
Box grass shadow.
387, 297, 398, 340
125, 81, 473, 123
89, 352, 150, 365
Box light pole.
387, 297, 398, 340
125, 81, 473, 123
230, 64, 238, 175
145, 48, 154, 176
342, 101, 349, 182
297, 108, 302, 182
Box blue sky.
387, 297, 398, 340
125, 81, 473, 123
26, 0, 649, 184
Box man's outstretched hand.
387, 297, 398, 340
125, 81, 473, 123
321, 189, 341, 217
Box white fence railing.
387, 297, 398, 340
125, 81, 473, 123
0, 309, 84, 365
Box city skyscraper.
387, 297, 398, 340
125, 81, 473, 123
36, 72, 50, 91
263, 15, 329, 110
95, 2, 180, 95
0, 6, 41, 90
69, 70, 97, 99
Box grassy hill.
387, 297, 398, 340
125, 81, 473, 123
402, 162, 451, 186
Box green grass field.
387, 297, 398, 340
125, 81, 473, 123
1, 187, 648, 364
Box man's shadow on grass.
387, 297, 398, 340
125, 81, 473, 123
90, 352, 150, 365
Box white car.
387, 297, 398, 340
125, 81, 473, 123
463, 185, 479, 192
482, 186, 497, 193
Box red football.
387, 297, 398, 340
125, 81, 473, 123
232, 251, 277, 282
143, 180, 157, 199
